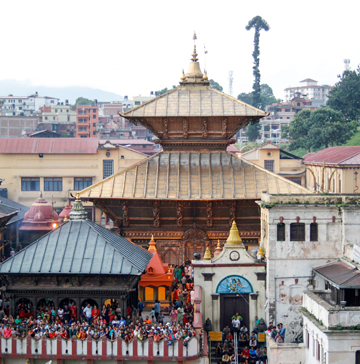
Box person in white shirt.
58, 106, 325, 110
232, 317, 240, 333
83, 304, 92, 325
57, 308, 64, 319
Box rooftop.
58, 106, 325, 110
303, 146, 360, 165
0, 197, 28, 225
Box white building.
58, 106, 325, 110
284, 78, 332, 103
0, 93, 59, 116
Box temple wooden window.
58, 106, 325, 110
310, 223, 318, 241
158, 287, 166, 301
264, 160, 274, 172
290, 223, 305, 241
277, 223, 285, 241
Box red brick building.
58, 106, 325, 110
76, 105, 99, 138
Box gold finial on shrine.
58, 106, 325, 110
148, 235, 157, 252
181, 69, 186, 81
193, 31, 197, 41
214, 239, 223, 257
226, 221, 244, 247
203, 70, 208, 81
258, 245, 265, 259
75, 192, 80, 201
204, 246, 211, 260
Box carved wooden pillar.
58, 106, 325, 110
229, 201, 236, 226
177, 201, 183, 227
183, 118, 188, 139
222, 117, 228, 139
202, 118, 208, 139
163, 118, 169, 139
122, 201, 129, 228
153, 201, 160, 228
206, 201, 213, 227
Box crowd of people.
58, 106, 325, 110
214, 313, 287, 364
0, 297, 198, 345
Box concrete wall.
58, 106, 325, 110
0, 116, 39, 137
267, 338, 305, 364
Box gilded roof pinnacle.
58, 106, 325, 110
191, 45, 198, 62
148, 234, 157, 251
204, 246, 211, 260
226, 221, 244, 246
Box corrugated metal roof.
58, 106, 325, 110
0, 138, 99, 154
314, 260, 360, 288
123, 87, 267, 118
0, 197, 29, 225
78, 151, 309, 200
303, 147, 360, 165
0, 220, 152, 275
99, 139, 154, 145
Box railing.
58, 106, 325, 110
267, 336, 305, 364
0, 336, 200, 361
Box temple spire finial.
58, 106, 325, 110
148, 235, 157, 252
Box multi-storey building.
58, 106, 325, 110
0, 138, 148, 223
76, 105, 99, 137
284, 78, 332, 103
0, 92, 59, 116
38, 102, 76, 136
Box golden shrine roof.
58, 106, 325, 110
122, 87, 266, 118
78, 151, 309, 200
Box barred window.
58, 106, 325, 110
310, 223, 318, 241
264, 160, 274, 172
103, 160, 114, 179
277, 223, 285, 241
44, 177, 62, 191
74, 177, 93, 190
290, 223, 305, 241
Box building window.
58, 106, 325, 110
93, 114, 96, 119
356, 350, 360, 364
134, 101, 141, 105
103, 160, 114, 179
306, 331, 310, 349
264, 160, 274, 172
310, 223, 318, 241
121, 155, 124, 159
277, 223, 285, 241
74, 177, 93, 190
78, 110, 83, 115
290, 223, 305, 241
21, 177, 40, 191
93, 109, 97, 113
44, 177, 62, 191
339, 179, 341, 193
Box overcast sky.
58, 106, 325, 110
1, 0, 359, 101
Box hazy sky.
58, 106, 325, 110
1, 0, 359, 101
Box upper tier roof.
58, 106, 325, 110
303, 146, 360, 165
78, 151, 309, 200
123, 87, 266, 118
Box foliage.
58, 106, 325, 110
237, 84, 280, 110
155, 85, 177, 96
287, 107, 357, 152
75, 97, 94, 106
345, 129, 360, 146
327, 67, 360, 121
210, 79, 223, 92
246, 123, 261, 142
245, 16, 270, 109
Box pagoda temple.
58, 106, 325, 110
78, 36, 309, 265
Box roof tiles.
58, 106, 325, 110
303, 147, 360, 165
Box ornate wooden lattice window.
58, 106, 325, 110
277, 223, 285, 241
310, 223, 318, 241
290, 223, 305, 241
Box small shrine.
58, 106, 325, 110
139, 235, 174, 307
193, 221, 266, 331
19, 194, 61, 244
58, 204, 72, 222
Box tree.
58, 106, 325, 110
288, 107, 357, 152
155, 85, 177, 96
327, 67, 360, 121
75, 97, 94, 106
245, 16, 270, 109
237, 84, 280, 110
246, 123, 261, 142
210, 79, 223, 91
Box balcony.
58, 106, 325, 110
267, 337, 305, 364
0, 336, 201, 362
303, 290, 360, 329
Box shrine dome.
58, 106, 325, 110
20, 195, 60, 231
59, 204, 72, 221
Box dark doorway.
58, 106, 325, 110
220, 294, 249, 330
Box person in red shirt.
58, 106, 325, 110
70, 304, 77, 320
92, 305, 99, 321
241, 346, 250, 364
49, 330, 57, 339
126, 306, 132, 317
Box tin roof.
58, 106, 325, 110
123, 87, 266, 118
0, 219, 152, 275
0, 197, 28, 225
0, 138, 99, 154
314, 260, 360, 289
78, 151, 309, 200
303, 147, 360, 165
